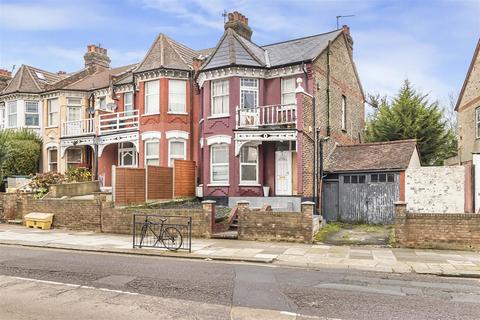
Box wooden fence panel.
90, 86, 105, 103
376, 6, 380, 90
174, 160, 196, 198
115, 167, 146, 205
147, 166, 173, 200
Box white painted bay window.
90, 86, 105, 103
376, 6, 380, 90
7, 100, 17, 127
47, 98, 59, 127
145, 80, 160, 114
211, 79, 229, 116
240, 145, 258, 184
240, 78, 258, 109
25, 101, 39, 126
124, 92, 133, 115
118, 142, 137, 167
48, 148, 58, 172
168, 80, 186, 113
281, 77, 296, 106
168, 140, 186, 167
66, 148, 82, 169
211, 144, 229, 184
144, 140, 160, 166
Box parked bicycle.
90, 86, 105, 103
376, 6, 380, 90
139, 216, 183, 251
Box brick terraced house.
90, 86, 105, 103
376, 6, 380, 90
196, 12, 365, 210
0, 11, 365, 212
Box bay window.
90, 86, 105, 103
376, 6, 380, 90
240, 78, 258, 109
144, 140, 160, 166
25, 101, 39, 126
145, 80, 160, 114
168, 139, 186, 167
7, 100, 17, 127
210, 144, 229, 184
47, 98, 59, 127
168, 80, 186, 113
240, 146, 258, 184
211, 79, 229, 116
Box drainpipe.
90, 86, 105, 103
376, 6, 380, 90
326, 40, 331, 137
303, 62, 318, 214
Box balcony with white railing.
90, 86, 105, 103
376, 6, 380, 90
61, 118, 96, 137
99, 110, 139, 135
236, 103, 297, 129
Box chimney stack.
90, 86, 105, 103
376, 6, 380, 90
224, 11, 252, 40
342, 25, 354, 52
0, 69, 12, 91
84, 44, 111, 70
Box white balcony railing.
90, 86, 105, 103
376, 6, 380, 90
236, 104, 297, 129
61, 118, 95, 137
99, 110, 139, 135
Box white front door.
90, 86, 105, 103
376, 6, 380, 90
275, 151, 292, 195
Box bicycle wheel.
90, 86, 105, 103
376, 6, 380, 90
161, 227, 183, 251
139, 224, 148, 248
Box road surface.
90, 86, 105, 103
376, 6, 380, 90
0, 245, 479, 319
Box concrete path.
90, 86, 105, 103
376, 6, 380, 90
0, 224, 479, 277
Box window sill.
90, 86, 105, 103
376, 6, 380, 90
208, 114, 230, 120
207, 183, 230, 187
142, 113, 160, 117
239, 183, 261, 187
46, 125, 58, 129
167, 111, 188, 115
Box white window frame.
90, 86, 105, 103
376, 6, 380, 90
124, 92, 133, 115
240, 78, 258, 109
211, 79, 229, 117
476, 107, 480, 139
144, 80, 160, 115
66, 147, 82, 169
25, 101, 39, 127
67, 98, 82, 122
168, 79, 187, 114
48, 148, 58, 172
341, 95, 347, 131
281, 77, 296, 106
118, 142, 138, 167
144, 140, 160, 166
7, 100, 17, 127
168, 139, 186, 167
210, 144, 229, 185
47, 98, 59, 127
239, 145, 258, 185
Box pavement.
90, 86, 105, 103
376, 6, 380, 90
0, 224, 480, 277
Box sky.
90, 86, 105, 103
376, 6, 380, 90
0, 0, 479, 108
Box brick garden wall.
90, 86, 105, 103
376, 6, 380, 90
237, 201, 315, 243
395, 202, 480, 250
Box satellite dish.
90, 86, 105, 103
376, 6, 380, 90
106, 103, 117, 111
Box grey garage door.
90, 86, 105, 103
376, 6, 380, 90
324, 172, 400, 224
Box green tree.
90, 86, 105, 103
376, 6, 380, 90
366, 80, 457, 165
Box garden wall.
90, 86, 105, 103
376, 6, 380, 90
395, 202, 480, 250
237, 201, 315, 243
45, 181, 101, 198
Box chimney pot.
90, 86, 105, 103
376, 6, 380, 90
224, 11, 253, 40
84, 44, 110, 70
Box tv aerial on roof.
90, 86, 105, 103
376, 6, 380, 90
336, 15, 355, 29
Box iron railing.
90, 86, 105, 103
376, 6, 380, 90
133, 214, 192, 252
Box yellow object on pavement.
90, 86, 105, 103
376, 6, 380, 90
24, 212, 54, 230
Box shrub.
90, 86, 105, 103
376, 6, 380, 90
29, 172, 65, 198
66, 167, 92, 183
1, 139, 41, 179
